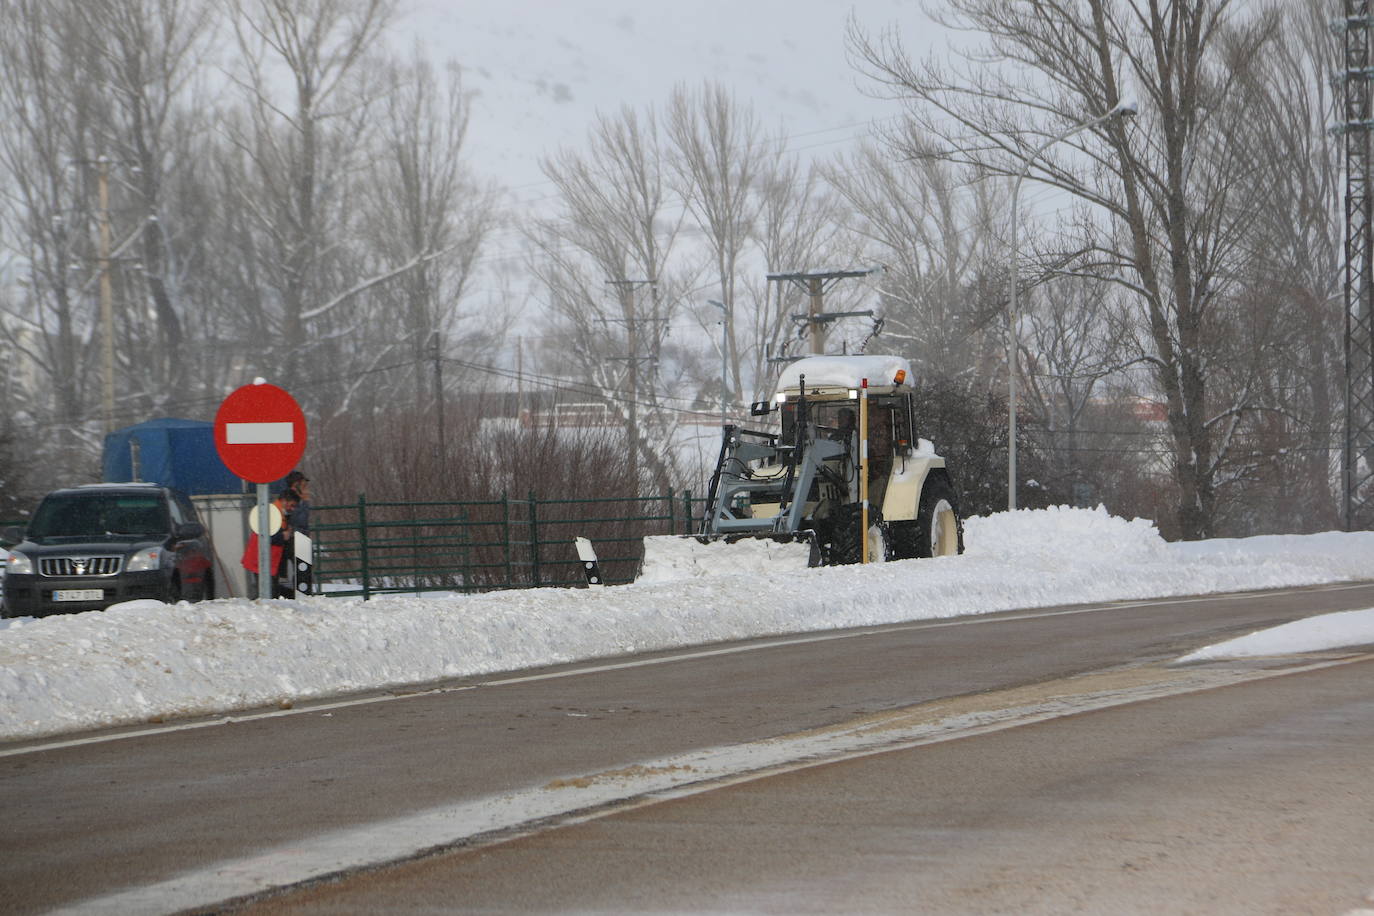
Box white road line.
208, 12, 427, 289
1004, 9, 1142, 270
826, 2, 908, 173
48, 651, 1374, 916
3, 582, 1368, 759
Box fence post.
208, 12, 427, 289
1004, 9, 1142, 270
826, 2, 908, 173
409, 501, 420, 593
665, 488, 675, 534
358, 493, 371, 601
528, 489, 541, 587
684, 489, 694, 533
501, 491, 512, 588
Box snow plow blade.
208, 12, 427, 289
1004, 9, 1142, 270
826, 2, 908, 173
636, 531, 820, 584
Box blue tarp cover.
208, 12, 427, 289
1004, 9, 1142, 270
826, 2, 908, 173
102, 418, 243, 495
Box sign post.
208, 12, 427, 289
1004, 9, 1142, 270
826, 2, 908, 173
214, 381, 307, 600
255, 484, 270, 599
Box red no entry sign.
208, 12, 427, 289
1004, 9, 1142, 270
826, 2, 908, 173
213, 383, 307, 483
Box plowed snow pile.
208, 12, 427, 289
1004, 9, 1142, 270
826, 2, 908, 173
2, 507, 1373, 741
638, 535, 813, 583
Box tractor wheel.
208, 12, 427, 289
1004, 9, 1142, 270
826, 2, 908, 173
820, 505, 891, 565
817, 506, 858, 565
915, 474, 964, 558
866, 515, 892, 564
888, 521, 919, 560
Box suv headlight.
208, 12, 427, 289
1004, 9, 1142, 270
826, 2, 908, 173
126, 547, 164, 572
5, 550, 33, 575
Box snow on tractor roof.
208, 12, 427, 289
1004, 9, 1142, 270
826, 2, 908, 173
777, 355, 914, 393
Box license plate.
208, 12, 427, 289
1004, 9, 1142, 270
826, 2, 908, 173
54, 589, 104, 602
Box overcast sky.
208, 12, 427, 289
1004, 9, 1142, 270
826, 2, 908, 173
403, 0, 936, 199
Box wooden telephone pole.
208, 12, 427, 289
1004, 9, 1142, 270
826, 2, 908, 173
766, 266, 882, 355
606, 278, 658, 492
98, 157, 115, 434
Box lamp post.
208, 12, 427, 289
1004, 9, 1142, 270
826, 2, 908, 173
708, 299, 728, 426
1008, 100, 1136, 511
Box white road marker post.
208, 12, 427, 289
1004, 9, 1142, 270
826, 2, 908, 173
860, 378, 870, 564
293, 530, 313, 595
574, 537, 604, 587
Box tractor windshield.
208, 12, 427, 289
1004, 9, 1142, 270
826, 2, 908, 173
778, 398, 905, 451
780, 400, 860, 443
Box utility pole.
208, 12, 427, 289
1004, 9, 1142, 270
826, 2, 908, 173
430, 330, 446, 457
806, 276, 824, 354
75, 155, 145, 435
708, 300, 728, 426
516, 335, 525, 422
98, 157, 115, 435
1337, 2, 1374, 530
1006, 100, 1135, 511
767, 266, 882, 355
606, 278, 657, 493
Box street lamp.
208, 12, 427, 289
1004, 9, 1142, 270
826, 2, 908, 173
1008, 99, 1137, 511
708, 300, 728, 426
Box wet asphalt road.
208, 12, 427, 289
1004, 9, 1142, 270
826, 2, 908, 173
248, 654, 1374, 915
2, 582, 1372, 914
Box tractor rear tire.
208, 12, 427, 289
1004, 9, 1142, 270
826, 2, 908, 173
915, 474, 964, 558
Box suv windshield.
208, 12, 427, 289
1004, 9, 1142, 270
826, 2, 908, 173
27, 492, 170, 539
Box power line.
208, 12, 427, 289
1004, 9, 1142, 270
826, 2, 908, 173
440, 356, 724, 420
8, 355, 432, 438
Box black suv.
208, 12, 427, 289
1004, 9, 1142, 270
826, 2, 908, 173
2, 484, 214, 618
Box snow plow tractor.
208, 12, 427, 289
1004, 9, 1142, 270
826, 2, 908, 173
640, 355, 963, 580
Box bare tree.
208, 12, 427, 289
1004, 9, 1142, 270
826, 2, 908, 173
1201, 0, 1341, 533
850, 0, 1282, 538
223, 0, 395, 393
1021, 271, 1138, 497
665, 84, 859, 409
0, 0, 108, 475
360, 51, 503, 422
665, 82, 768, 405
529, 105, 690, 492
743, 156, 850, 401
0, 0, 520, 500
83, 0, 214, 408
825, 138, 1005, 384
0, 286, 44, 517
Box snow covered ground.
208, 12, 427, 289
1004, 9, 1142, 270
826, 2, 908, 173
3, 507, 1373, 743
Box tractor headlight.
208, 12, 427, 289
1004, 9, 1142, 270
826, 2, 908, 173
5, 550, 33, 575
126, 547, 163, 572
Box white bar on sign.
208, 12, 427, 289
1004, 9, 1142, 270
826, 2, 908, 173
226, 421, 294, 444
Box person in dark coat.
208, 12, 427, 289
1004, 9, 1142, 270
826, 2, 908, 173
284, 470, 311, 536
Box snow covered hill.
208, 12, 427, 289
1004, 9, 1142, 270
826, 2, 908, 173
3, 507, 1374, 742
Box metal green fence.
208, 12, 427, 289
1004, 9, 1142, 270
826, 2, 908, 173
309, 490, 704, 598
